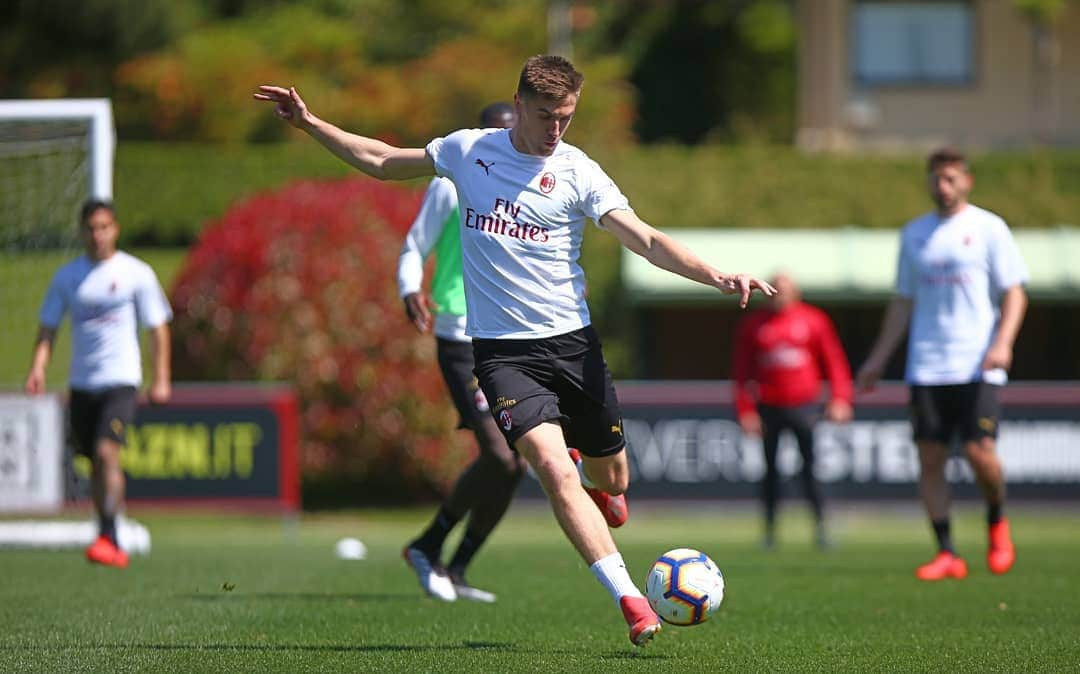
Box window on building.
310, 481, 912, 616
851, 1, 975, 85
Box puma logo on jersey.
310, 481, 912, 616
475, 158, 495, 175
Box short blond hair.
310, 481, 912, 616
516, 55, 584, 101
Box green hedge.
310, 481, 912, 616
114, 142, 427, 246
116, 142, 1080, 246
111, 141, 1080, 377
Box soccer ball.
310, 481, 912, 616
645, 548, 725, 626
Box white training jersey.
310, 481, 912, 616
426, 128, 630, 339
39, 251, 173, 391
397, 177, 468, 341
896, 204, 1029, 386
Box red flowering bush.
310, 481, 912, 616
170, 178, 475, 502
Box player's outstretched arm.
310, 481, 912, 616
600, 209, 776, 308
254, 85, 433, 181
24, 325, 56, 395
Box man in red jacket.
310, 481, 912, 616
732, 272, 853, 549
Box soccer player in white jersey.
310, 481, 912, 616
256, 55, 775, 646
24, 199, 173, 568
399, 102, 527, 604
856, 147, 1028, 581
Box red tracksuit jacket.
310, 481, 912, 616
732, 301, 853, 419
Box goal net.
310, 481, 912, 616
0, 100, 114, 516
0, 99, 114, 391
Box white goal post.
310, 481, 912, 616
0, 99, 116, 387
0, 98, 115, 201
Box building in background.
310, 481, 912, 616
797, 0, 1080, 150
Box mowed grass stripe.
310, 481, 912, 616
0, 504, 1077, 672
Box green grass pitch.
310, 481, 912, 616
1, 503, 1077, 672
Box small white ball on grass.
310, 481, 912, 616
334, 537, 367, 560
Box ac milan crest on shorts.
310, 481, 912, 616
472, 326, 625, 458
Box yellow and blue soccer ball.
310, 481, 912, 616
645, 548, 725, 626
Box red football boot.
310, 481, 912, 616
85, 536, 129, 568
568, 448, 628, 528
620, 595, 662, 647
915, 551, 967, 581
987, 517, 1016, 575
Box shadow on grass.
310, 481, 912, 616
0, 641, 513, 654
182, 592, 421, 602
601, 650, 671, 660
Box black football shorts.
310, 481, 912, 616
436, 337, 492, 430
910, 381, 1001, 445
472, 326, 626, 458
69, 386, 138, 457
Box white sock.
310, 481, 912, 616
590, 552, 644, 603
569, 448, 596, 488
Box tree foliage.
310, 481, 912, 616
3, 0, 799, 147
588, 0, 796, 144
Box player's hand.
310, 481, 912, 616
738, 412, 762, 437
855, 360, 884, 392
825, 399, 853, 424
717, 274, 777, 309
148, 380, 171, 406
981, 342, 1013, 371
24, 369, 46, 395
253, 85, 310, 129
403, 292, 433, 333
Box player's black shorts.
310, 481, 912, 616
910, 381, 1001, 445
472, 325, 625, 458
69, 386, 138, 457
436, 337, 491, 430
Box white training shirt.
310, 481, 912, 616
397, 176, 468, 341
426, 128, 630, 339
896, 204, 1029, 386
39, 251, 173, 391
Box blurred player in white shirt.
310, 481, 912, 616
256, 55, 775, 646
399, 103, 524, 604
857, 147, 1028, 581
25, 199, 173, 568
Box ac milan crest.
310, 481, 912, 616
539, 172, 556, 194
498, 409, 513, 431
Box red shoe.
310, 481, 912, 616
568, 448, 628, 528
85, 536, 129, 568
620, 595, 661, 647
987, 517, 1016, 575
915, 551, 967, 581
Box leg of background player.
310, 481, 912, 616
790, 408, 828, 548
760, 416, 782, 549
446, 416, 525, 601
86, 438, 129, 567
914, 440, 967, 580
965, 437, 1014, 574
